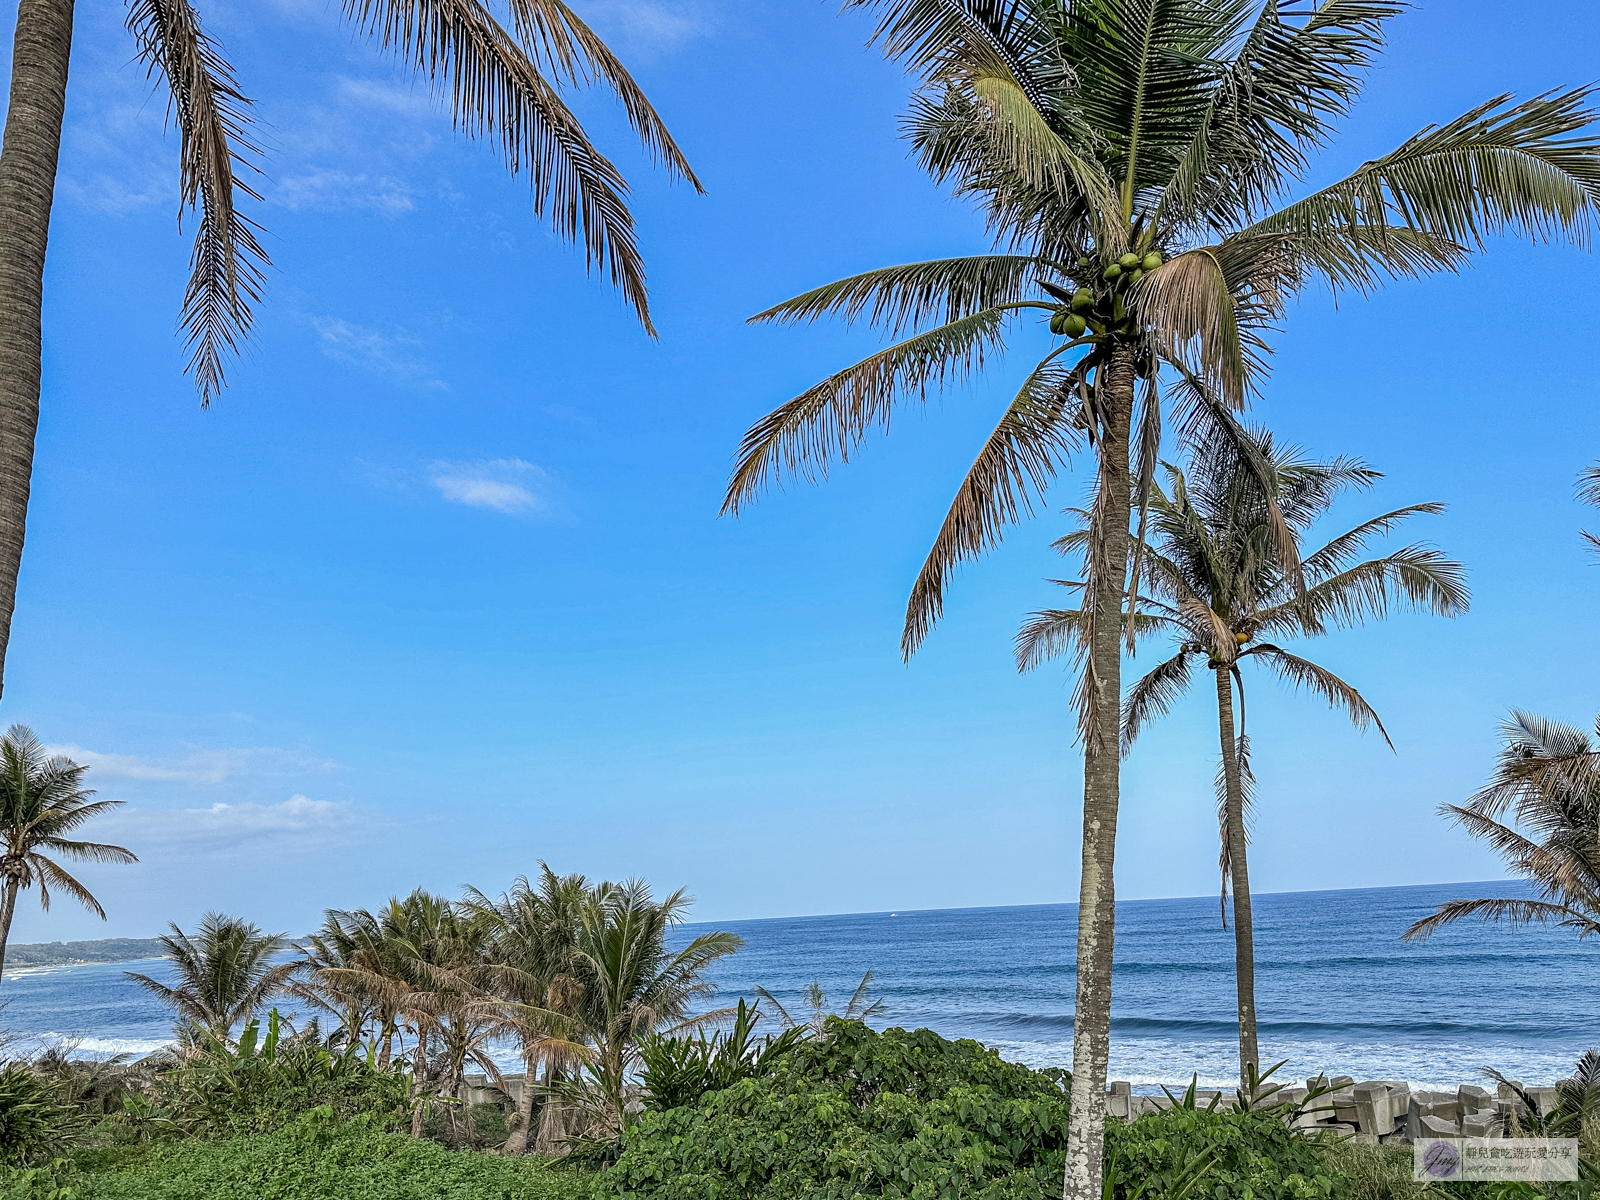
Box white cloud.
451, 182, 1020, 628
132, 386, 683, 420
579, 0, 713, 53
101, 795, 367, 851
335, 77, 437, 119
45, 745, 339, 786
310, 316, 444, 388
273, 168, 415, 215
428, 459, 551, 514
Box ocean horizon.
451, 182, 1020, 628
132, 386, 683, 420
10, 879, 1595, 1092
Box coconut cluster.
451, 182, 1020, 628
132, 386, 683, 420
1049, 250, 1164, 339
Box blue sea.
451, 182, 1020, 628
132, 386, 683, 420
7, 881, 1596, 1090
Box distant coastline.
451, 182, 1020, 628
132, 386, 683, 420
3, 938, 165, 970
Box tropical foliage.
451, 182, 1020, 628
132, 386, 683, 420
753, 970, 886, 1036
0, 728, 136, 983
1404, 711, 1600, 945
125, 914, 294, 1042
724, 4, 1599, 1192
607, 1018, 1339, 1200
1018, 428, 1466, 1083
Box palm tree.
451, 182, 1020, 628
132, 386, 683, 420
722, 5, 1597, 1191
1404, 711, 1600, 945
0, 0, 701, 702
1018, 429, 1466, 1087
0, 725, 135, 982
753, 969, 887, 1037
571, 878, 742, 1127
461, 865, 591, 1155
125, 911, 294, 1040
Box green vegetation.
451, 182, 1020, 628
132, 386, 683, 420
1403, 713, 1600, 944
1019, 428, 1467, 1084
723, 1, 1600, 1192
4, 941, 165, 969
609, 1020, 1344, 1200
126, 916, 295, 1042
15, 1114, 598, 1200
0, 728, 137, 984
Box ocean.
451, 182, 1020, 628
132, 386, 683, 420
7, 880, 1595, 1090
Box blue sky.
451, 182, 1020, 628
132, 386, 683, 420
6, 0, 1599, 942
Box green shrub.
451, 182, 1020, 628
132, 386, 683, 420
637, 999, 806, 1112
155, 1012, 410, 1137
0, 1066, 80, 1167
606, 1020, 1350, 1200
606, 1020, 1070, 1199
18, 1111, 597, 1200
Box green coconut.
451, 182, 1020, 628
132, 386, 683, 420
1117, 252, 1140, 270
1126, 268, 1144, 285
1065, 314, 1088, 337
1103, 263, 1123, 281
1070, 288, 1094, 312
1049, 310, 1069, 335
1142, 251, 1163, 272
1076, 256, 1090, 268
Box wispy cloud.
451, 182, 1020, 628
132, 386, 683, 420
45, 745, 339, 787
428, 459, 551, 514
273, 168, 415, 215
310, 316, 445, 388
100, 795, 368, 852
579, 0, 715, 54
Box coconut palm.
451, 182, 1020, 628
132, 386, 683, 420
461, 865, 592, 1155
723, 5, 1597, 1191
570, 877, 742, 1127
0, 725, 135, 982
313, 889, 500, 1137
1018, 429, 1466, 1087
0, 0, 701, 703
125, 912, 294, 1040
1404, 711, 1600, 945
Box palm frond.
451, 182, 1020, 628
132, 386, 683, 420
344, 0, 654, 329
125, 0, 269, 405
902, 350, 1085, 657
1246, 89, 1600, 257
1255, 544, 1469, 636
724, 309, 1010, 515
1240, 642, 1391, 747
1403, 897, 1600, 943
748, 257, 1049, 337
503, 0, 700, 189
1120, 649, 1197, 753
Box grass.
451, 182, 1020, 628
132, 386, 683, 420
14, 1116, 600, 1200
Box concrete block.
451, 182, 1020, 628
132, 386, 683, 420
1107, 1082, 1131, 1119
1330, 1087, 1357, 1124
1322, 1122, 1357, 1139
1497, 1081, 1525, 1101
1459, 1085, 1493, 1114
1380, 1131, 1412, 1146
1330, 1075, 1355, 1090
1352, 1132, 1380, 1145
1462, 1113, 1498, 1138
1419, 1114, 1460, 1138
1110, 1081, 1132, 1095
1529, 1087, 1557, 1117
1353, 1083, 1394, 1135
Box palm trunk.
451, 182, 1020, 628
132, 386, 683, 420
0, 0, 74, 698
409, 1036, 428, 1137
1063, 344, 1135, 1200
502, 1049, 538, 1155
0, 875, 20, 983
1214, 667, 1258, 1091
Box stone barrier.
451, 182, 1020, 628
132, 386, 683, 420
1104, 1075, 1554, 1145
